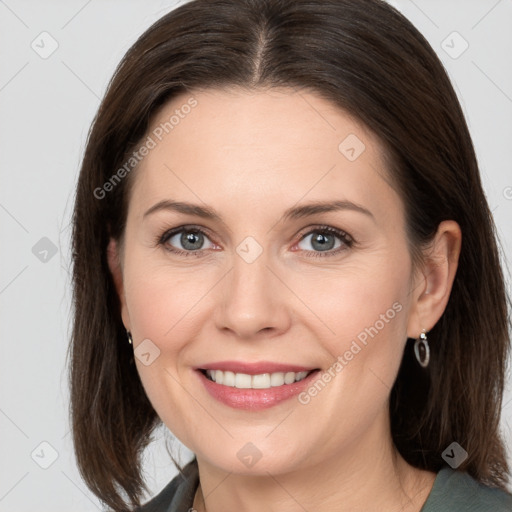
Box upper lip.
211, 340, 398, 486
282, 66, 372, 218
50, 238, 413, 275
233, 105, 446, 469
196, 361, 318, 375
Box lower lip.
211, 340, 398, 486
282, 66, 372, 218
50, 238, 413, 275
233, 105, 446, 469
197, 370, 320, 410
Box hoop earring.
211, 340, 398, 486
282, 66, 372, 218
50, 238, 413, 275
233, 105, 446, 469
414, 330, 429, 367
126, 330, 133, 345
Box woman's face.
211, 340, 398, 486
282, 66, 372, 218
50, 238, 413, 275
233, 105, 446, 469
111, 87, 425, 474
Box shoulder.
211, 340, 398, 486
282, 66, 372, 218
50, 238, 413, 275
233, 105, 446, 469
421, 467, 512, 512
135, 458, 199, 512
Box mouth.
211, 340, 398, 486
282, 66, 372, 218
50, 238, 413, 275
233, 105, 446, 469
195, 362, 321, 410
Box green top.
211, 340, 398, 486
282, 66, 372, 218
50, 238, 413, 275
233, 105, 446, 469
420, 466, 512, 511
137, 458, 512, 511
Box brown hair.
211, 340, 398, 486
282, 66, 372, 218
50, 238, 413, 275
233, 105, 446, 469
68, 0, 512, 510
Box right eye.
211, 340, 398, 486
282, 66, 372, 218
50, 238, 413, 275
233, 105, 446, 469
159, 226, 216, 256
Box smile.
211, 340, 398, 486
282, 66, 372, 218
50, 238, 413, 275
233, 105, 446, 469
195, 362, 321, 410
203, 369, 312, 389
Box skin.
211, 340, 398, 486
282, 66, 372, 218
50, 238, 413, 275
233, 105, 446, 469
108, 87, 461, 512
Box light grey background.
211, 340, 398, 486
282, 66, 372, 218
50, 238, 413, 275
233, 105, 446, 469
0, 0, 511, 510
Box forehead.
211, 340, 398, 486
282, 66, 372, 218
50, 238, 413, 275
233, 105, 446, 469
146, 86, 380, 159
128, 87, 400, 223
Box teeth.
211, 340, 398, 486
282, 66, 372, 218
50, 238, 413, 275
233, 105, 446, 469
205, 370, 310, 389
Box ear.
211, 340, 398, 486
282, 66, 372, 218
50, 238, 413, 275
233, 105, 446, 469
107, 237, 131, 330
406, 220, 462, 338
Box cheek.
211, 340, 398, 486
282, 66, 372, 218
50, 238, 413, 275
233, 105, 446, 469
295, 258, 412, 425
288, 261, 411, 452
124, 251, 214, 346
294, 255, 411, 350
124, 260, 208, 443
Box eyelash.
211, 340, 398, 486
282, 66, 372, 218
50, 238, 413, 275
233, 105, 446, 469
156, 224, 354, 258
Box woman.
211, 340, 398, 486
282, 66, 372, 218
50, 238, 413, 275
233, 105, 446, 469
68, 0, 512, 511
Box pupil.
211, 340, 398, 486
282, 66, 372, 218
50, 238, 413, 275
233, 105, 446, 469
181, 231, 203, 250
312, 232, 334, 251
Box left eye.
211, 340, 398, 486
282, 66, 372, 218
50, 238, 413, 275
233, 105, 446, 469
298, 230, 342, 252
298, 227, 354, 256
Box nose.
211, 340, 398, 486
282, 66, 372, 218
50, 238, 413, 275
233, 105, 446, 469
214, 249, 291, 340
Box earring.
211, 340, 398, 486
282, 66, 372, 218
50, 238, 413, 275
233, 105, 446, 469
126, 330, 133, 345
414, 330, 430, 368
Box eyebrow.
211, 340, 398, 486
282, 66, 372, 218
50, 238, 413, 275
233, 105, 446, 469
143, 199, 374, 223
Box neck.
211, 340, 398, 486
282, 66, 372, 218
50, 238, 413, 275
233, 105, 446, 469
193, 412, 436, 512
